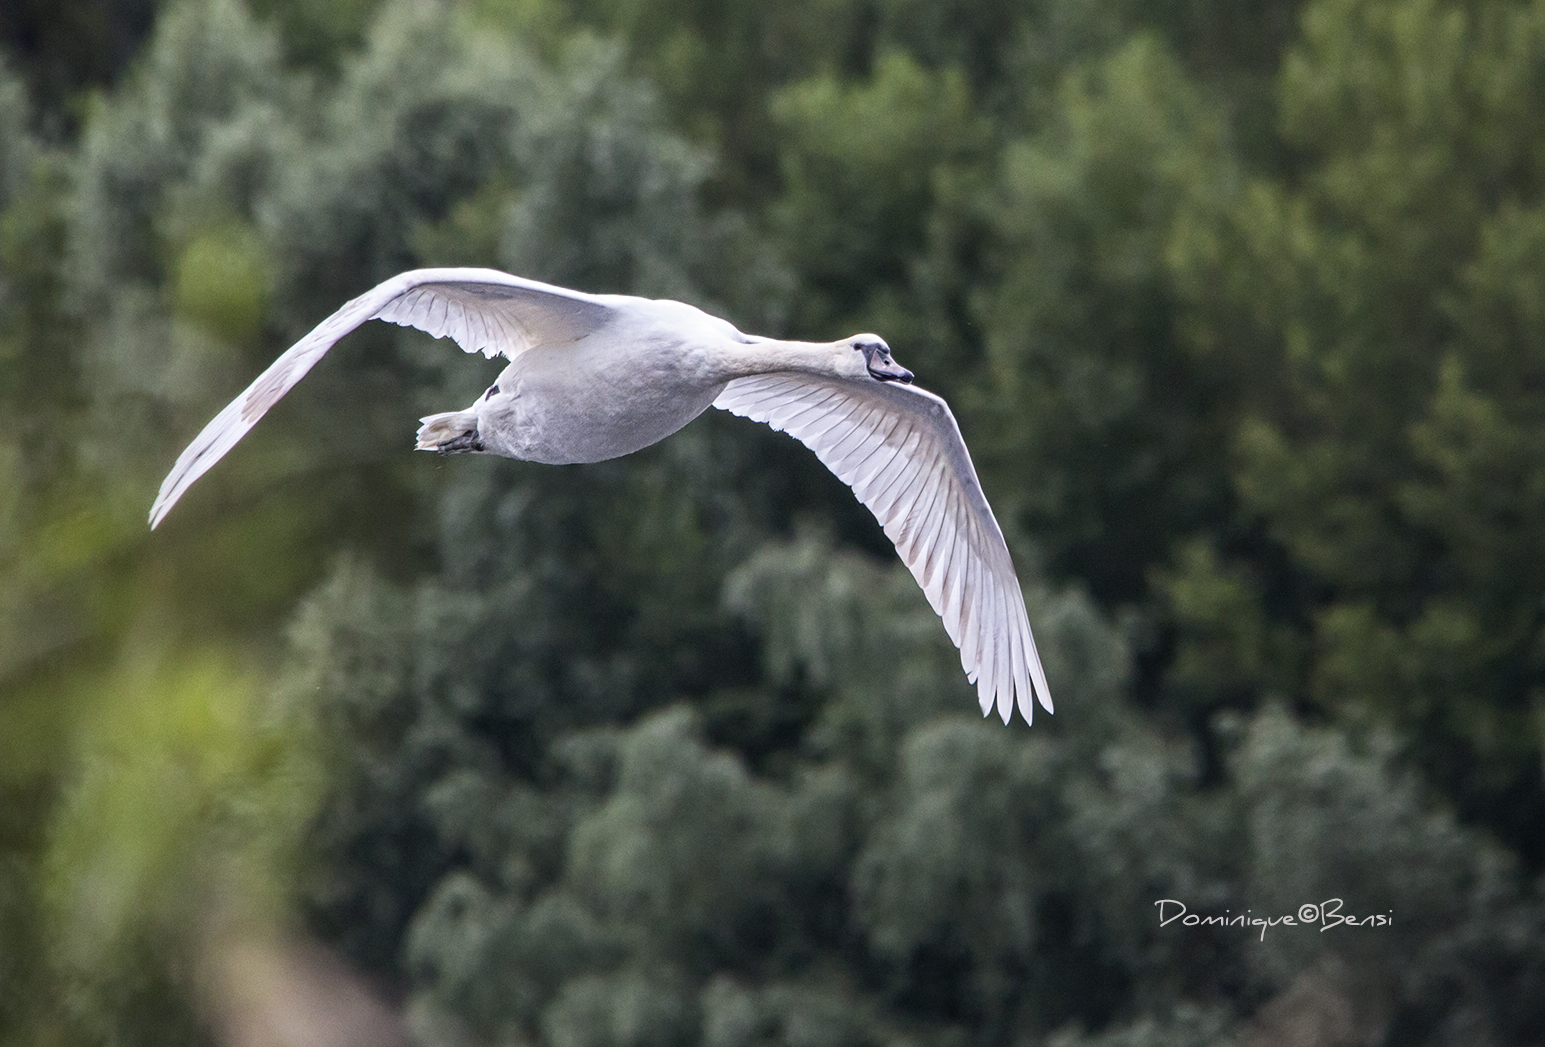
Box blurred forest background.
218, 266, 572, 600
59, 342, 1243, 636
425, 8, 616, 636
4, 0, 1545, 1043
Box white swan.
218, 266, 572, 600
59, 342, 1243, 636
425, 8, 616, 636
150, 268, 1052, 724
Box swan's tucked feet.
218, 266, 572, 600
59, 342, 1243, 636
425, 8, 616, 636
416, 411, 484, 454
436, 431, 485, 455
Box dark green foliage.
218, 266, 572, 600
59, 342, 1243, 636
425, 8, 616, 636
293, 526, 1544, 1043
6, 0, 1545, 1044
977, 36, 1240, 605
0, 0, 156, 136
1162, 0, 1545, 856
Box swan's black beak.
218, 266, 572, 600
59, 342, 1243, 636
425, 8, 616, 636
863, 345, 914, 383
869, 359, 914, 382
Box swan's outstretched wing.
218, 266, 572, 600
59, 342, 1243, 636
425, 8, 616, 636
714, 374, 1051, 724
149, 268, 614, 528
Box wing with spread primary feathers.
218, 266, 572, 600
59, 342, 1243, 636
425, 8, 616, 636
713, 373, 1052, 724
149, 267, 614, 528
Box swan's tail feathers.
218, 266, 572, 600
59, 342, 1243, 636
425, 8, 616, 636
416, 411, 485, 454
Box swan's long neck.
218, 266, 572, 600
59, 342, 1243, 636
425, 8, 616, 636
716, 338, 842, 381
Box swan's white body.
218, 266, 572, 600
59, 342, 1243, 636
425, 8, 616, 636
151, 268, 1053, 724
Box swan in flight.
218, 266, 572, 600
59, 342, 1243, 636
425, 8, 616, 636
150, 268, 1052, 724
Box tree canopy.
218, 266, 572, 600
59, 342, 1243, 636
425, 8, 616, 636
3, 0, 1545, 1044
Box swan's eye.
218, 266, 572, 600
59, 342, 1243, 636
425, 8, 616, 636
483, 384, 500, 401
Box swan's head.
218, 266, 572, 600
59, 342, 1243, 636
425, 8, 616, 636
848, 335, 913, 383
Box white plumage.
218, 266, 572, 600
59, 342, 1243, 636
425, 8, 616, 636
150, 267, 1053, 724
